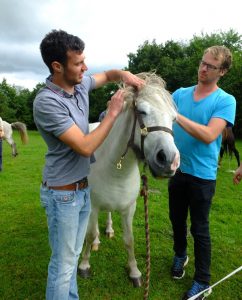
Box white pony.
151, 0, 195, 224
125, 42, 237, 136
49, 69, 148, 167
0, 117, 28, 156
79, 73, 180, 286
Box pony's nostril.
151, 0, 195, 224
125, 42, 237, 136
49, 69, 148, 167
157, 149, 166, 163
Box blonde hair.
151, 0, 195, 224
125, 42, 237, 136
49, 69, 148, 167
204, 46, 232, 70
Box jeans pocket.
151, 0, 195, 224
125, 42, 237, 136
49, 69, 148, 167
84, 187, 91, 202
52, 190, 76, 204
40, 184, 50, 208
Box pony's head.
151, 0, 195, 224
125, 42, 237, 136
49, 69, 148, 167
121, 72, 180, 177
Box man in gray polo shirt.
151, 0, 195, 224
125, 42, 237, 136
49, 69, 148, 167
33, 29, 144, 300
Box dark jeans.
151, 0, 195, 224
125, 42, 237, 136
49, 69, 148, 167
168, 170, 216, 284
0, 138, 2, 171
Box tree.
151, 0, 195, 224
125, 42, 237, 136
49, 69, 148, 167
89, 82, 118, 122
0, 79, 18, 122
127, 29, 242, 137
1, 30, 241, 136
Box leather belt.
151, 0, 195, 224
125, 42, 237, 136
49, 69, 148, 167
48, 177, 88, 191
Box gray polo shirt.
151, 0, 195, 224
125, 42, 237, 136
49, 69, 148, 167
33, 75, 96, 186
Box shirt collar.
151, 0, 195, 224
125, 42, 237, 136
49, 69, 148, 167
46, 75, 78, 98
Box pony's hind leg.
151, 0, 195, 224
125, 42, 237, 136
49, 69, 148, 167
11, 143, 18, 156
121, 204, 142, 287
5, 136, 18, 157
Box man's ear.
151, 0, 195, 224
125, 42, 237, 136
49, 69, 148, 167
52, 61, 63, 73
220, 68, 227, 77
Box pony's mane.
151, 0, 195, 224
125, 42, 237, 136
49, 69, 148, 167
121, 72, 177, 113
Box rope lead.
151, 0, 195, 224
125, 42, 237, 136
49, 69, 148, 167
141, 174, 150, 300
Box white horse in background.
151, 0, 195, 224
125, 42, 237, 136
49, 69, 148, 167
79, 73, 180, 286
0, 117, 28, 156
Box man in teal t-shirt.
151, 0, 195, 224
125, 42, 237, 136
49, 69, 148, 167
168, 46, 236, 300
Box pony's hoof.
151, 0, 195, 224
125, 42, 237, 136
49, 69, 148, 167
78, 268, 91, 278
106, 232, 114, 238
130, 276, 142, 288
91, 243, 99, 251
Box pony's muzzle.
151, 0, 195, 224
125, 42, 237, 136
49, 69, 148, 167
157, 149, 166, 164
171, 152, 180, 171
153, 150, 180, 174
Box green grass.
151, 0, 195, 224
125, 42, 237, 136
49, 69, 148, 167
0, 131, 241, 300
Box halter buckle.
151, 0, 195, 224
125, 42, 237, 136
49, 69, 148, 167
117, 161, 122, 169
117, 156, 125, 170
140, 127, 148, 136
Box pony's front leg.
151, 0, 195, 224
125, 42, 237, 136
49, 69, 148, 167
106, 211, 114, 238
78, 209, 99, 278
121, 203, 142, 287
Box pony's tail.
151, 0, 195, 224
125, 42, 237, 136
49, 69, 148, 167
223, 143, 233, 158
11, 122, 29, 144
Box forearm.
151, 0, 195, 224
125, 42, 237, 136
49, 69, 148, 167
60, 89, 125, 156
104, 70, 123, 82
94, 70, 144, 89
176, 114, 213, 143
93, 70, 123, 88
235, 164, 242, 174
233, 164, 242, 184
176, 114, 226, 144
60, 113, 116, 157
0, 129, 4, 138
81, 112, 116, 155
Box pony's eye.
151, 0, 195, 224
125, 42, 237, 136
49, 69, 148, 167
138, 111, 146, 116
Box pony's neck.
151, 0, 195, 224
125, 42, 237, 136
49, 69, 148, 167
101, 108, 138, 166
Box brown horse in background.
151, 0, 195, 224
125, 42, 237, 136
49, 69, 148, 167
219, 127, 240, 167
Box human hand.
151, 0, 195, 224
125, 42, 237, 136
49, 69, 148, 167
120, 71, 145, 90
173, 112, 179, 122
107, 89, 125, 119
0, 130, 4, 138
233, 165, 242, 185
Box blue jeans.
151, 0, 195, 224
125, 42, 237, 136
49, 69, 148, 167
40, 185, 91, 300
168, 170, 216, 284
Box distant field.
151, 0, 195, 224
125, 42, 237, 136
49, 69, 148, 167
0, 131, 241, 299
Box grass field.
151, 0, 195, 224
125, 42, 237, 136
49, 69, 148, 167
0, 131, 241, 300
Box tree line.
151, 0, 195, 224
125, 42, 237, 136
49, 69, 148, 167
0, 29, 241, 136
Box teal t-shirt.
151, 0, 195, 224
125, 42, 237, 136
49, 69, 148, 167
173, 86, 236, 180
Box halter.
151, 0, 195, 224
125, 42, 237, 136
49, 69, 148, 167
117, 99, 174, 169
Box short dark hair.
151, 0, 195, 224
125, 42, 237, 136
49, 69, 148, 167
40, 29, 85, 74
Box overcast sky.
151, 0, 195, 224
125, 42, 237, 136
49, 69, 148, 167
0, 0, 241, 90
